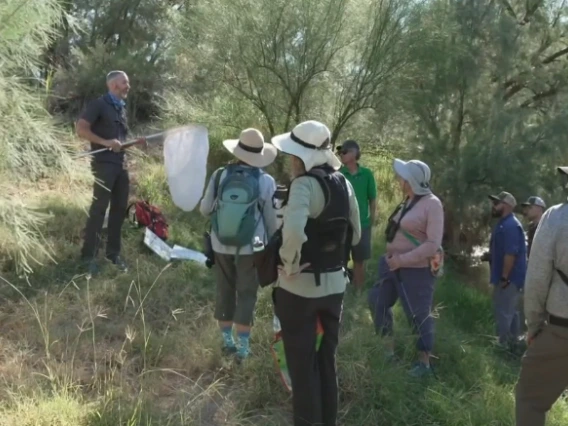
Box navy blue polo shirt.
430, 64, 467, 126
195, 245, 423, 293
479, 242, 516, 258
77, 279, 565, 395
489, 213, 527, 288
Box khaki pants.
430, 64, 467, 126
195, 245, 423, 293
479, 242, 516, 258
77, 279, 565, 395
213, 252, 259, 326
515, 323, 568, 426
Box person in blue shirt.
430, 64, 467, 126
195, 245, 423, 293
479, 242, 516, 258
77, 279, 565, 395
488, 191, 527, 349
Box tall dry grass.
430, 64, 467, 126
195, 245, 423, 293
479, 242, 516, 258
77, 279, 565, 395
0, 0, 83, 274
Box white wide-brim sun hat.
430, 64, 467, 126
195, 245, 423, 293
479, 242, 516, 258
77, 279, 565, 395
271, 120, 341, 171
223, 128, 277, 168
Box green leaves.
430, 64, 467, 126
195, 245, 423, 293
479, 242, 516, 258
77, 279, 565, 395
167, 0, 415, 143
399, 0, 568, 254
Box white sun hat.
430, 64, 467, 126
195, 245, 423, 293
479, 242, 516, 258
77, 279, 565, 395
271, 120, 341, 171
222, 128, 277, 168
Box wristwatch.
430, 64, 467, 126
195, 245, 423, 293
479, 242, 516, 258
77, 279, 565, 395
500, 277, 510, 288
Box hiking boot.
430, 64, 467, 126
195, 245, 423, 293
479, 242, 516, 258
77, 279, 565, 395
234, 349, 253, 365
80, 259, 100, 277
509, 338, 527, 356
221, 345, 237, 357
237, 346, 251, 359
495, 341, 509, 352
408, 362, 433, 378
106, 255, 128, 273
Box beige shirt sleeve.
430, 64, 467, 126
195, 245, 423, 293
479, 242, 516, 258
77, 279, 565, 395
279, 177, 313, 275
347, 180, 362, 246
279, 175, 361, 275
524, 209, 554, 335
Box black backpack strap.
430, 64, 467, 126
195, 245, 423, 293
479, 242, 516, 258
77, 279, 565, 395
212, 167, 225, 199
249, 167, 263, 214
303, 168, 331, 210
401, 195, 424, 219
395, 195, 424, 228
298, 168, 348, 287
557, 268, 568, 286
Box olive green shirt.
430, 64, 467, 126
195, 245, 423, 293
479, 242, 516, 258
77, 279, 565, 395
276, 173, 361, 298
339, 165, 377, 228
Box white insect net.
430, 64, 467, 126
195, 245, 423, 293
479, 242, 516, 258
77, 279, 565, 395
163, 125, 209, 212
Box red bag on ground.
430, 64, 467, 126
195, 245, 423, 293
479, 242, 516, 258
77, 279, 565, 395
127, 200, 169, 241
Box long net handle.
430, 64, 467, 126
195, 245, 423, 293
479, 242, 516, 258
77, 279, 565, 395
74, 131, 164, 159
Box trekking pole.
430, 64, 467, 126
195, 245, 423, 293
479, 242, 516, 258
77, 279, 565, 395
395, 270, 438, 380
370, 277, 387, 334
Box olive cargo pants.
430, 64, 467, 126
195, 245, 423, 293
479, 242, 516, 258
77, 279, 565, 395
515, 321, 568, 426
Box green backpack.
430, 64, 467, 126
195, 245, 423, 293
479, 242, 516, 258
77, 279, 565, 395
211, 164, 262, 249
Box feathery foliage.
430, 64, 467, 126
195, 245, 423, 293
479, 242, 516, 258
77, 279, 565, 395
0, 0, 72, 273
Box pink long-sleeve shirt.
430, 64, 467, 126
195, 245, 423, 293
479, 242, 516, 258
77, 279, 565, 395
386, 194, 444, 268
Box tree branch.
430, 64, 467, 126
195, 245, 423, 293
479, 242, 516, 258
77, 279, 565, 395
520, 86, 558, 108
503, 82, 525, 101
520, 0, 544, 25
502, 46, 568, 102
542, 46, 568, 64
498, 0, 517, 19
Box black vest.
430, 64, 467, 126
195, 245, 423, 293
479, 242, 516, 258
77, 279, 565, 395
295, 165, 350, 285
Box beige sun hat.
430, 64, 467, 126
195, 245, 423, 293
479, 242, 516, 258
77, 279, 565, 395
222, 128, 277, 168
271, 120, 341, 171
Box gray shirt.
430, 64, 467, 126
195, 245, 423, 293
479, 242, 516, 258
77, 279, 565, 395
524, 202, 568, 335
80, 94, 129, 165
199, 165, 278, 255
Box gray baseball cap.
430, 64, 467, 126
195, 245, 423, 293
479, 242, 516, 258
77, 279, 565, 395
489, 191, 517, 208
558, 166, 568, 175
521, 196, 546, 209
336, 139, 360, 153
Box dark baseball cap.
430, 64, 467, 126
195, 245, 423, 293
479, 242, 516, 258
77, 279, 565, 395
488, 191, 517, 208
336, 139, 360, 153
521, 196, 546, 209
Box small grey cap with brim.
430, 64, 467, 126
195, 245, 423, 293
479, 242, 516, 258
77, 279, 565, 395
558, 166, 568, 175
393, 158, 432, 196
521, 196, 546, 209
